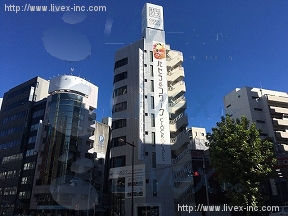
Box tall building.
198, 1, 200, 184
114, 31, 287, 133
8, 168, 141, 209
109, 3, 193, 216
224, 86, 288, 205
0, 77, 49, 215
29, 75, 105, 213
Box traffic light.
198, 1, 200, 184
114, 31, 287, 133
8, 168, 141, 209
193, 171, 200, 176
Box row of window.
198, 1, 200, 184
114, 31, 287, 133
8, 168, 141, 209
4, 98, 28, 111
112, 101, 127, 113
0, 139, 21, 150
21, 176, 33, 185
28, 136, 37, 144
114, 57, 128, 70
23, 162, 35, 170
114, 71, 127, 84
113, 86, 127, 98
19, 191, 31, 199
0, 124, 24, 138
26, 149, 37, 157
7, 84, 35, 100
0, 170, 18, 179
32, 109, 45, 118
112, 119, 127, 129
30, 123, 40, 131
2, 153, 23, 164
1, 186, 17, 196
2, 111, 26, 124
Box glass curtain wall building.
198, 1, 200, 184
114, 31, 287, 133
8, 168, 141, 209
30, 75, 99, 213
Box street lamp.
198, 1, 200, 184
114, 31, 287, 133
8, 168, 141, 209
203, 150, 210, 216
118, 138, 135, 216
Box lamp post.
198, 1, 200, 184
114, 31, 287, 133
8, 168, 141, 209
118, 138, 135, 216
203, 150, 210, 216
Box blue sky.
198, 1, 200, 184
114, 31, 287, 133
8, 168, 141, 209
1, 0, 287, 133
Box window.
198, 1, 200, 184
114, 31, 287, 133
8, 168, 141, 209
21, 176, 33, 184
254, 108, 263, 111
151, 96, 155, 109
112, 136, 126, 147
4, 98, 28, 111
112, 156, 126, 168
7, 85, 33, 100
2, 153, 23, 164
151, 80, 154, 92
19, 191, 31, 199
112, 119, 127, 129
151, 114, 155, 127
153, 179, 157, 196
113, 86, 127, 97
113, 71, 127, 83
0, 125, 24, 138
26, 149, 37, 157
2, 111, 26, 124
256, 120, 265, 123
150, 65, 153, 76
28, 136, 37, 144
152, 132, 155, 145
112, 101, 127, 113
114, 57, 128, 69
32, 109, 44, 118
150, 51, 153, 62
152, 152, 156, 168
30, 123, 39, 131
226, 104, 231, 108
260, 133, 268, 136
23, 162, 35, 170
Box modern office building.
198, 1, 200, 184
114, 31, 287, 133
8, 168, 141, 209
28, 75, 107, 214
109, 3, 193, 216
224, 86, 288, 205
0, 77, 49, 215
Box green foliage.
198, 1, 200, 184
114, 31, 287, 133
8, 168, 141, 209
206, 115, 276, 206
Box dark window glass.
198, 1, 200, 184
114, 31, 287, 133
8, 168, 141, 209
113, 86, 127, 98
112, 119, 127, 129
112, 101, 127, 113
112, 136, 126, 147
152, 152, 156, 168
114, 71, 127, 84
151, 96, 155, 109
114, 58, 128, 70
112, 156, 126, 168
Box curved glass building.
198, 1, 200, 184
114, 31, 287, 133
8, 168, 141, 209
30, 75, 99, 212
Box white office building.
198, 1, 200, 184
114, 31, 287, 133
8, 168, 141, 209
109, 3, 194, 216
224, 86, 288, 205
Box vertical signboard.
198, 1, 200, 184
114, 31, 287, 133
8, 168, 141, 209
139, 49, 145, 161
92, 122, 109, 159
153, 41, 171, 164
142, 3, 164, 33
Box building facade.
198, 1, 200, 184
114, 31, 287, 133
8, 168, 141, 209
0, 77, 49, 215
28, 75, 102, 213
109, 3, 194, 216
224, 86, 288, 205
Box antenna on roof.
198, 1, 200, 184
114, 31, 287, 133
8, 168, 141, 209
260, 81, 263, 96
70, 68, 74, 75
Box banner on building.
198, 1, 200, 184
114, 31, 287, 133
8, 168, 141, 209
139, 49, 145, 161
153, 41, 171, 164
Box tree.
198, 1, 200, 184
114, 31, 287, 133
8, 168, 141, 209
206, 115, 276, 209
